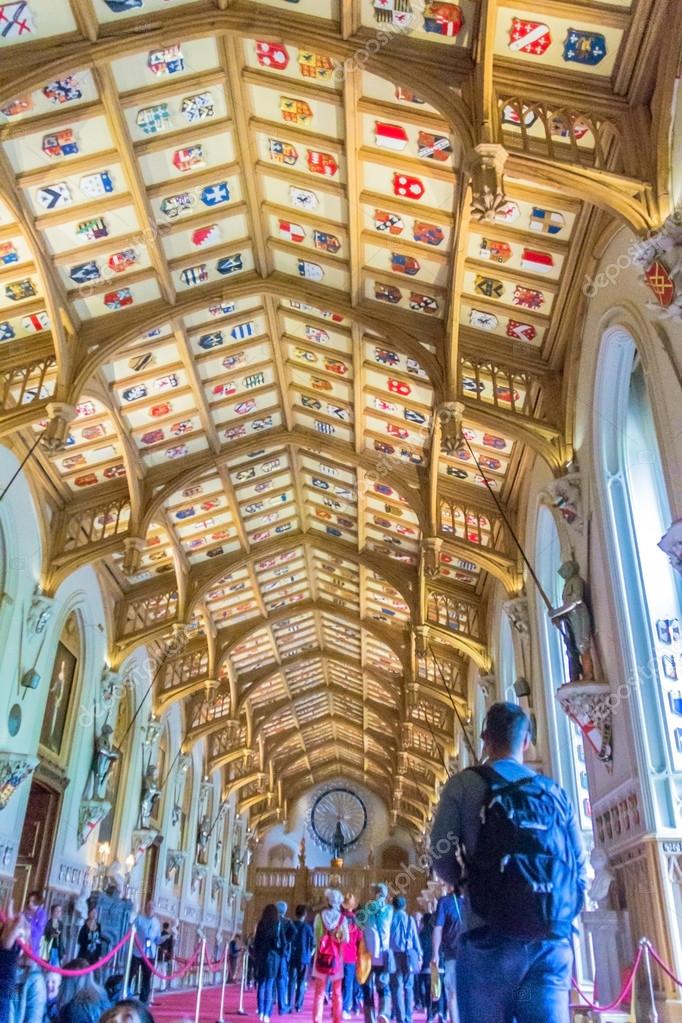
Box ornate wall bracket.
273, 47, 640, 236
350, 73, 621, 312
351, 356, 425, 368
166, 849, 186, 882
0, 752, 38, 810
556, 680, 613, 764
421, 537, 443, 579
41, 403, 77, 453
436, 401, 464, 455
659, 519, 682, 576
632, 206, 682, 321
542, 471, 585, 541
191, 864, 207, 894
212, 875, 227, 901
131, 828, 158, 859
78, 799, 111, 848
27, 590, 54, 635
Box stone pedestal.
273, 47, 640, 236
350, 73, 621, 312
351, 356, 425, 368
582, 909, 633, 1007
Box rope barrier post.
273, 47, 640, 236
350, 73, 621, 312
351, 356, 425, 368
237, 947, 248, 1015
149, 945, 159, 1006
194, 937, 207, 1023
122, 926, 136, 1000
215, 942, 229, 1023
641, 938, 660, 1023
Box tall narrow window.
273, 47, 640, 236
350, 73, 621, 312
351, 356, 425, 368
536, 506, 592, 831
597, 332, 682, 795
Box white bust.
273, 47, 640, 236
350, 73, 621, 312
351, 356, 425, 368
588, 847, 615, 908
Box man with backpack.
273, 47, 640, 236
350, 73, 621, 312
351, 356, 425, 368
430, 887, 462, 1023
430, 702, 587, 1023
388, 896, 421, 1023
289, 905, 314, 1013
275, 902, 296, 1015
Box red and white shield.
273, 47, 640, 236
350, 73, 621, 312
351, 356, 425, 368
508, 18, 552, 56
644, 260, 676, 307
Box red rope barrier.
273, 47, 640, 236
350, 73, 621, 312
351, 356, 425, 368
646, 944, 682, 987
18, 930, 133, 977
133, 935, 201, 980
571, 947, 643, 1014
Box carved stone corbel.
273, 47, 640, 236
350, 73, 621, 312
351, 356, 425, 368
27, 590, 54, 636
437, 401, 465, 456
77, 799, 111, 848
122, 537, 146, 577
465, 144, 509, 223
543, 471, 585, 539
556, 680, 613, 764
414, 625, 430, 660
478, 671, 496, 707
166, 849, 186, 882
131, 828, 158, 859
422, 537, 443, 579
40, 403, 77, 453
191, 864, 207, 894
0, 753, 38, 810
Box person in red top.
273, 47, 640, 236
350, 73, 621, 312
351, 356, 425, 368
341, 895, 362, 1019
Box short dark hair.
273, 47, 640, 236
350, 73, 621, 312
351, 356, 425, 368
392, 895, 406, 911
100, 1000, 155, 1023
294, 904, 308, 919
482, 702, 530, 751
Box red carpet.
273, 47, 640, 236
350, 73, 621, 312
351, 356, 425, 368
151, 983, 308, 1023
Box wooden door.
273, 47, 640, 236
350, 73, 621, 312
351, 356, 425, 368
13, 780, 61, 907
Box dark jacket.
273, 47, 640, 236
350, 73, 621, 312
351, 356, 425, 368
76, 925, 103, 966
253, 921, 283, 981
0, 949, 18, 1023
290, 920, 314, 968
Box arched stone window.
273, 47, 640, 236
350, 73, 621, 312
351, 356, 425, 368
595, 328, 682, 803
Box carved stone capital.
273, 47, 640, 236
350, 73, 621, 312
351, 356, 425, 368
78, 799, 111, 848
28, 590, 54, 636
503, 597, 530, 636
422, 537, 443, 578
556, 680, 613, 763
41, 403, 77, 453
465, 144, 509, 223
0, 753, 38, 810
437, 401, 465, 456
122, 537, 146, 577
659, 519, 682, 576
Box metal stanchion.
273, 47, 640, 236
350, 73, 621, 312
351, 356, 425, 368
149, 946, 159, 1006
642, 938, 660, 1023
194, 938, 207, 1023
215, 943, 229, 1023
237, 947, 248, 1015
122, 927, 136, 1000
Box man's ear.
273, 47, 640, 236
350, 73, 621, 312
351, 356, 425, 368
522, 732, 531, 751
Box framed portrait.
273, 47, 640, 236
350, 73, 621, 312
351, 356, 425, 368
40, 640, 78, 757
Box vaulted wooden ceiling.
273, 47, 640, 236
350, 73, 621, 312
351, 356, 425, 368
0, 0, 675, 835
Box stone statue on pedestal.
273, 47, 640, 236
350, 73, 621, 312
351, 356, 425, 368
550, 559, 595, 682
139, 763, 161, 830
196, 815, 210, 865
589, 848, 615, 909
88, 724, 120, 801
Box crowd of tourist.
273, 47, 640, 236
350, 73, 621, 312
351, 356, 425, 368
0, 703, 586, 1023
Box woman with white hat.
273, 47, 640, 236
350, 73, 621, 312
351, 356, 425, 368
311, 889, 349, 1023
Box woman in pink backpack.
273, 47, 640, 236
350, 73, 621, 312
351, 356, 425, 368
312, 889, 349, 1023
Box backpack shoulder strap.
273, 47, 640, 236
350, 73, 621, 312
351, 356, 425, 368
470, 763, 537, 793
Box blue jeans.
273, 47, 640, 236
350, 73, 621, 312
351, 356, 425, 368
277, 957, 291, 1013
289, 963, 309, 1012
343, 963, 359, 1013
258, 976, 277, 1018
456, 929, 573, 1023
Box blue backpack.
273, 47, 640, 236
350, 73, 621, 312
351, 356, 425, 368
466, 765, 583, 940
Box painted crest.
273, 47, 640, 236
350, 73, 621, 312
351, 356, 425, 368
108, 249, 137, 273
479, 238, 512, 263
375, 122, 409, 151
42, 130, 78, 158
268, 138, 298, 165
391, 253, 420, 276
393, 174, 425, 200
306, 150, 338, 177
372, 0, 413, 28
5, 278, 36, 301
529, 206, 564, 234
521, 248, 554, 273
201, 182, 230, 207
148, 45, 184, 75
136, 102, 171, 136
0, 242, 18, 266
375, 210, 404, 235
76, 218, 108, 241
69, 260, 101, 284
1, 95, 31, 117
375, 283, 402, 304
180, 265, 209, 287
289, 187, 319, 211
0, 2, 33, 38
298, 260, 324, 282
469, 309, 499, 331
313, 231, 341, 254
217, 254, 243, 276
298, 51, 334, 79
506, 319, 537, 343
417, 131, 452, 161
474, 275, 504, 299
508, 18, 552, 56
160, 191, 196, 218
192, 225, 221, 248
172, 145, 204, 173
256, 41, 290, 70
43, 76, 82, 104
563, 28, 607, 66
278, 220, 305, 243
423, 2, 462, 36
413, 221, 444, 246
280, 96, 313, 125
410, 292, 439, 314
512, 286, 544, 310
80, 172, 114, 197
182, 92, 214, 123
104, 288, 133, 310
643, 260, 676, 307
